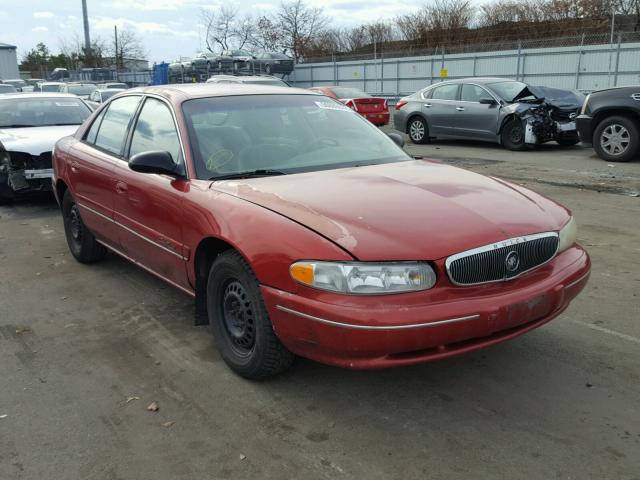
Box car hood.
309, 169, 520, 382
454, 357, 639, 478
0, 125, 80, 155
211, 160, 570, 261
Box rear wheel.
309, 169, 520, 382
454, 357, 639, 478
593, 115, 639, 162
206, 250, 294, 379
502, 118, 526, 151
62, 190, 107, 263
0, 178, 15, 204
407, 117, 429, 144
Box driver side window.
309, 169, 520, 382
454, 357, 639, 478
128, 97, 182, 167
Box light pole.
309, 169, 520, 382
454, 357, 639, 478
81, 0, 91, 52
607, 3, 616, 87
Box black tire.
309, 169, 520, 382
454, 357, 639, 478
502, 118, 527, 151
62, 189, 107, 264
0, 177, 14, 204
206, 250, 294, 379
556, 138, 580, 147
592, 115, 639, 163
407, 117, 429, 144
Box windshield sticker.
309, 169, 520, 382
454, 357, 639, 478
315, 101, 352, 112
55, 102, 81, 107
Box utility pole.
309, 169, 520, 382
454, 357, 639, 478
114, 25, 119, 81
607, 4, 616, 87
81, 0, 91, 51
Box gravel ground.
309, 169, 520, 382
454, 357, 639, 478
0, 139, 639, 480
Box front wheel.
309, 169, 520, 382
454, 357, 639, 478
593, 116, 639, 162
502, 118, 527, 151
62, 190, 107, 263
407, 117, 429, 144
206, 250, 294, 379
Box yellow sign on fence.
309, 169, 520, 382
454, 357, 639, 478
440, 68, 448, 78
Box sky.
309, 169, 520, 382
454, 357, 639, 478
1, 0, 429, 64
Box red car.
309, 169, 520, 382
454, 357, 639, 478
309, 86, 390, 126
52, 84, 590, 379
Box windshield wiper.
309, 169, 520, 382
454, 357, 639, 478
1, 124, 37, 128
51, 123, 81, 126
209, 169, 287, 181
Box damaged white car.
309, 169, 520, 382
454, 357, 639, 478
0, 93, 92, 202
394, 77, 584, 151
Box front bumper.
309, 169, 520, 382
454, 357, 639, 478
576, 114, 593, 146
262, 245, 590, 369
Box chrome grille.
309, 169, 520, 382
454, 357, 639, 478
446, 232, 559, 286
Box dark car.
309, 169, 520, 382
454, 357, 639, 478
249, 52, 294, 75
191, 51, 218, 75
51, 83, 588, 379
576, 86, 640, 162
394, 78, 583, 150
310, 86, 390, 126
218, 49, 254, 72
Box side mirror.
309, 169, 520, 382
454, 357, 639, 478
129, 151, 181, 176
479, 98, 496, 105
387, 132, 405, 148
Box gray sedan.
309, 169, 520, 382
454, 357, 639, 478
394, 77, 583, 150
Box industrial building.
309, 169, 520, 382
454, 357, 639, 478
0, 42, 19, 80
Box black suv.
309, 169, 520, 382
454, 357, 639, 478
576, 86, 640, 162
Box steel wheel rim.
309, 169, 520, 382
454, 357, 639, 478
221, 280, 256, 356
69, 204, 82, 242
410, 120, 424, 141
601, 124, 630, 155
510, 125, 523, 143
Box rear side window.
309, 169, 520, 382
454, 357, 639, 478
431, 84, 459, 101
129, 97, 182, 164
85, 108, 107, 144
461, 84, 488, 102
94, 96, 141, 155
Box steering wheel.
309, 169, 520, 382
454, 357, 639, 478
205, 148, 235, 171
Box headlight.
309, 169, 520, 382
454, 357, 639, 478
290, 261, 437, 294
580, 94, 590, 115
558, 216, 577, 253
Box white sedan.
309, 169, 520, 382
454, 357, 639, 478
0, 93, 93, 202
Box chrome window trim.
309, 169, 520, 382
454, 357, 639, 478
445, 231, 559, 286
275, 305, 480, 330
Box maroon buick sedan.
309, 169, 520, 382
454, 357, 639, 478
52, 84, 590, 379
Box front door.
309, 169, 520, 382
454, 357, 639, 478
454, 84, 500, 140
113, 96, 190, 290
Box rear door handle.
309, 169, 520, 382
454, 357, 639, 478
70, 161, 80, 174
456, 107, 465, 111
115, 181, 128, 195
423, 103, 432, 108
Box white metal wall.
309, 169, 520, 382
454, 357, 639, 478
291, 41, 640, 95
0, 47, 19, 80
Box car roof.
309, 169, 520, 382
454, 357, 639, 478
40, 81, 65, 85
96, 88, 125, 93
128, 83, 311, 100
428, 77, 519, 86
0, 92, 82, 100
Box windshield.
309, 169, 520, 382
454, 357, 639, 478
330, 87, 371, 99
68, 85, 96, 95
182, 94, 409, 179
0, 97, 92, 127
41, 84, 61, 92
486, 81, 530, 102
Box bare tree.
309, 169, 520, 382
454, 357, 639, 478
60, 32, 107, 68
201, 7, 256, 52
277, 0, 327, 62
110, 29, 146, 69
250, 16, 285, 51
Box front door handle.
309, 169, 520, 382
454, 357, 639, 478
424, 103, 432, 108
115, 181, 128, 195
456, 107, 465, 111
70, 161, 80, 174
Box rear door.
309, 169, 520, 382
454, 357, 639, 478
454, 84, 500, 140
69, 95, 142, 245
113, 96, 190, 289
423, 83, 460, 136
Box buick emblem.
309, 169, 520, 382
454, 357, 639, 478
505, 251, 520, 272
